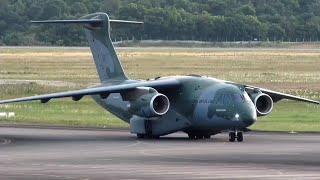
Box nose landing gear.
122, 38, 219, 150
229, 131, 243, 142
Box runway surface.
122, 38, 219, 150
0, 127, 320, 180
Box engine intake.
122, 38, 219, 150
253, 93, 274, 116
128, 91, 170, 118
150, 94, 170, 116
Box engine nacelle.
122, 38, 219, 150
128, 92, 170, 118
250, 92, 274, 116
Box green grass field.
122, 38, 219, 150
0, 47, 319, 131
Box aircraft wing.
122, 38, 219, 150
0, 79, 180, 105
244, 85, 319, 105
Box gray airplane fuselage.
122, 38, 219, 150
91, 75, 257, 136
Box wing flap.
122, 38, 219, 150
0, 79, 180, 105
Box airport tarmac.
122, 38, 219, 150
0, 127, 320, 179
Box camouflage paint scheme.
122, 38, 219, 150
0, 13, 318, 139
92, 76, 257, 136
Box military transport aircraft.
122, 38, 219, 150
0, 13, 319, 142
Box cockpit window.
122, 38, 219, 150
214, 94, 223, 105
214, 92, 247, 105
223, 94, 233, 105
233, 93, 245, 103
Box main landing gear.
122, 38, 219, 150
136, 134, 160, 139
229, 131, 243, 142
136, 120, 160, 139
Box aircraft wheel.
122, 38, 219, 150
196, 135, 205, 139
237, 132, 243, 142
137, 134, 145, 139
152, 136, 160, 139
229, 132, 236, 142
188, 134, 196, 140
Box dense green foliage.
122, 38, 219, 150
1, 0, 320, 45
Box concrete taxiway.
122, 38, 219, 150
0, 127, 320, 179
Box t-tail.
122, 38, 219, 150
32, 13, 143, 83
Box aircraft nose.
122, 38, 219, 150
242, 114, 257, 126
241, 107, 257, 126
235, 99, 257, 127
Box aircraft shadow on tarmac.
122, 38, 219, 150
0, 133, 229, 145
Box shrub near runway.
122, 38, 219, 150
0, 47, 319, 131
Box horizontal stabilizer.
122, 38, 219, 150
109, 19, 143, 24
31, 19, 143, 25
31, 19, 103, 24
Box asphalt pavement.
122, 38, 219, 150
0, 127, 320, 179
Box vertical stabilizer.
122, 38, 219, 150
32, 13, 143, 83
81, 13, 126, 82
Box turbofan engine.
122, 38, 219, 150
127, 88, 170, 118
250, 92, 274, 116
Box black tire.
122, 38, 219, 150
137, 134, 145, 139
196, 135, 205, 139
237, 132, 243, 142
229, 132, 236, 142
152, 136, 160, 139
188, 134, 196, 139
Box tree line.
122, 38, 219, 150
1, 0, 320, 46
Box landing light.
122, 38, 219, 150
235, 113, 240, 120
